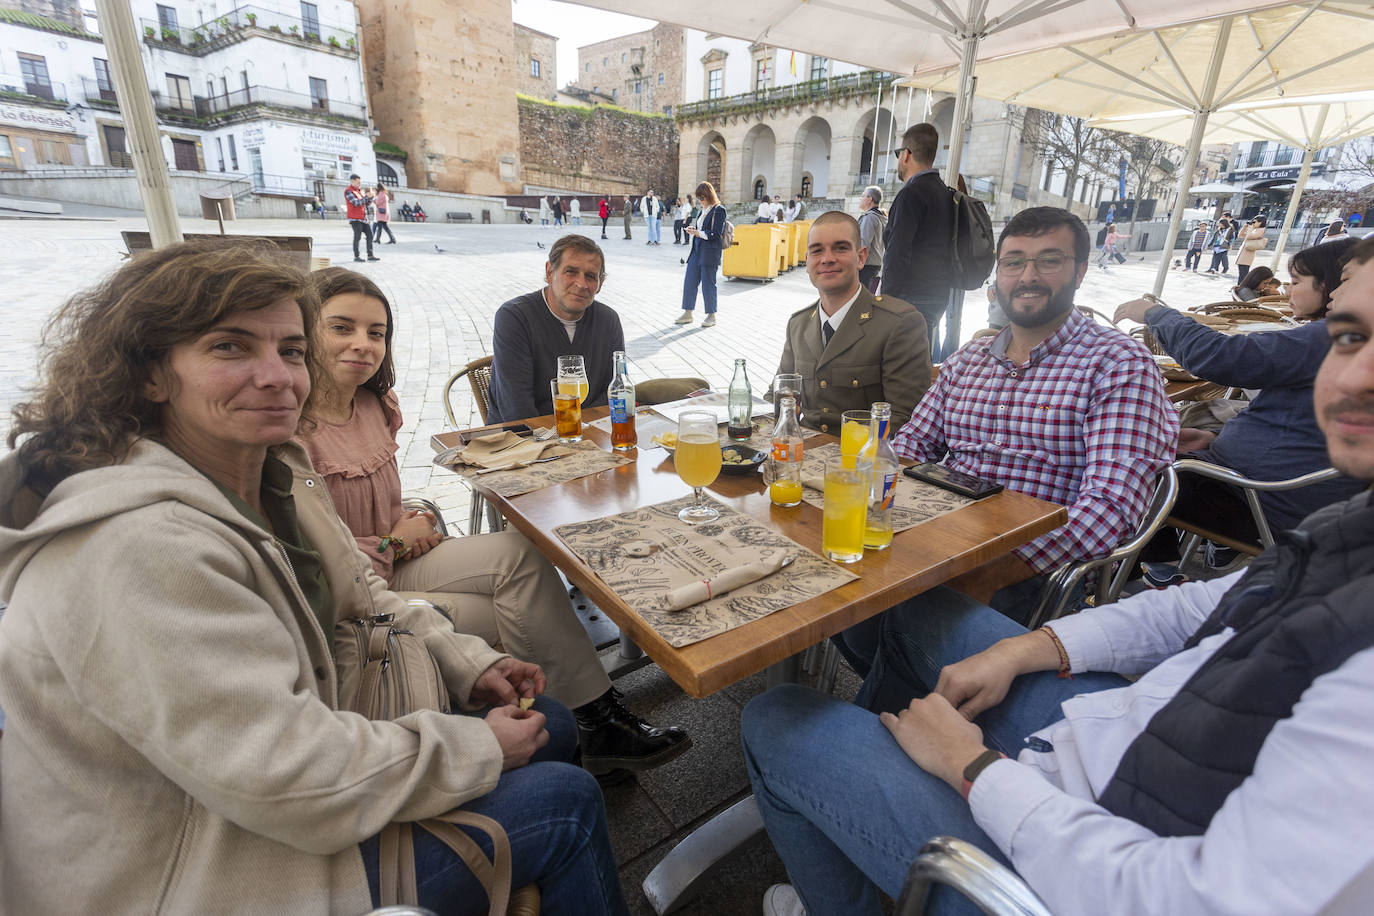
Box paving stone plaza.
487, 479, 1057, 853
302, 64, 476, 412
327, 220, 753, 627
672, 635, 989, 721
0, 211, 1266, 913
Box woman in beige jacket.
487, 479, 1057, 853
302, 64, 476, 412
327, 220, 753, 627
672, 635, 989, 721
0, 241, 629, 915
1235, 215, 1268, 284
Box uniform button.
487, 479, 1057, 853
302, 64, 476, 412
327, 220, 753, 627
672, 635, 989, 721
820, 423, 830, 432
314, 666, 327, 680
819, 380, 828, 388
851, 379, 859, 386
822, 406, 832, 412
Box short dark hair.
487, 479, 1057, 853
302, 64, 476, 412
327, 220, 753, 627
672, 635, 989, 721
809, 210, 862, 248
1289, 236, 1359, 315
902, 123, 939, 165
349, 173, 360, 180
548, 234, 607, 279
998, 207, 1091, 263
1238, 265, 1276, 292
1343, 235, 1374, 267
310, 267, 396, 399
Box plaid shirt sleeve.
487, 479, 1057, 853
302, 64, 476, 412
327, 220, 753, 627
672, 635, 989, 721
1014, 351, 1178, 572
344, 187, 362, 208
892, 361, 950, 464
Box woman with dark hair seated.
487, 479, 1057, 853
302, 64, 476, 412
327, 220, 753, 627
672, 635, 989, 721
1232, 264, 1283, 302
0, 241, 629, 915
1118, 237, 1367, 562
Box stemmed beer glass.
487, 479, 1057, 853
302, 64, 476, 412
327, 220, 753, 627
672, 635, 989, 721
674, 410, 722, 523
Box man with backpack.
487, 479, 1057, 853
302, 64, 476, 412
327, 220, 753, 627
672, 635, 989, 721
882, 123, 957, 356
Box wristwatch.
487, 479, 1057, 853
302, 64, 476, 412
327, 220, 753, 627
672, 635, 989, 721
961, 749, 1007, 800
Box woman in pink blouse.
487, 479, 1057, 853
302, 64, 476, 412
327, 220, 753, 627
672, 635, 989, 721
298, 268, 689, 776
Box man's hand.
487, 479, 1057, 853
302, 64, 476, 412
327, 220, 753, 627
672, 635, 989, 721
880, 694, 990, 792
1178, 427, 1218, 454
471, 658, 545, 707
485, 705, 549, 771
934, 631, 1063, 721
1114, 298, 1157, 325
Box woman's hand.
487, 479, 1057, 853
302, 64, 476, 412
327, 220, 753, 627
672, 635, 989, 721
933, 631, 1062, 722
1178, 427, 1218, 454
485, 705, 549, 771
471, 658, 546, 707
388, 510, 442, 558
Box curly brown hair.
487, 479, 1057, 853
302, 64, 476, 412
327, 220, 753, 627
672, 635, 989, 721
9, 239, 322, 490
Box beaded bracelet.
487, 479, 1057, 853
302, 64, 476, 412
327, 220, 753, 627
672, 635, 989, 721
378, 534, 407, 557
1040, 625, 1073, 679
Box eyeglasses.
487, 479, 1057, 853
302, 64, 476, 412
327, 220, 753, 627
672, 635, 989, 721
892, 148, 909, 159
996, 254, 1074, 275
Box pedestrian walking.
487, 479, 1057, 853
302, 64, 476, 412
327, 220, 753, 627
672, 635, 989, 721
1236, 216, 1267, 284
1185, 221, 1209, 271
570, 197, 582, 226
598, 197, 610, 238
672, 197, 686, 245
622, 197, 633, 240
372, 185, 396, 244
343, 174, 379, 262
539, 196, 551, 226
675, 181, 727, 328
552, 196, 564, 227
1096, 223, 1128, 269
640, 190, 662, 245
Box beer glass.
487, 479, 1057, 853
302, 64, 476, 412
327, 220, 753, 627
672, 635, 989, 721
675, 410, 722, 523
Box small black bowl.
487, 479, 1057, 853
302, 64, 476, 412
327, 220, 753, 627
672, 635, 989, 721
720, 443, 766, 475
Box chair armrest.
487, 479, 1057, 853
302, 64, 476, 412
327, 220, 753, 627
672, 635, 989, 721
1172, 459, 1340, 492
896, 836, 1052, 916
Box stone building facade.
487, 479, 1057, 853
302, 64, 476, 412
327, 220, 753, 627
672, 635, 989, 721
518, 95, 676, 197
357, 0, 521, 195
574, 22, 683, 116
513, 23, 556, 100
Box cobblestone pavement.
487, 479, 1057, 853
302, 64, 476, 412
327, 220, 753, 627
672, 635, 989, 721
0, 214, 1265, 913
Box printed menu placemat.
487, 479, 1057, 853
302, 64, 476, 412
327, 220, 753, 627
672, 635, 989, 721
447, 440, 632, 498
554, 494, 857, 648
799, 442, 973, 533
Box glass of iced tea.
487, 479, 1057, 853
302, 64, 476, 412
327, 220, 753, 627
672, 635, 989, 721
551, 379, 582, 443
675, 410, 722, 523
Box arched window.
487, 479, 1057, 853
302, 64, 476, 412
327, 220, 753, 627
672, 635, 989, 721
377, 160, 398, 188
800, 175, 812, 198
753, 178, 766, 200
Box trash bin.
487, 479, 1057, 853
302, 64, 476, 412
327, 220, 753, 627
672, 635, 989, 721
724, 223, 786, 280
199, 191, 236, 222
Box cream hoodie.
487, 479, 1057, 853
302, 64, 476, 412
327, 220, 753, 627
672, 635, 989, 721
0, 439, 507, 914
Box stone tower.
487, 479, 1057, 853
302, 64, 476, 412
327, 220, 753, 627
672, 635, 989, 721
357, 0, 522, 194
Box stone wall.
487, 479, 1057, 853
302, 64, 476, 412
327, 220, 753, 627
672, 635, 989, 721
574, 23, 683, 116
518, 96, 679, 197
513, 23, 557, 100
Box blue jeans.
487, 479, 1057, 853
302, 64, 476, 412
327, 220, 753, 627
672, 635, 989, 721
743, 592, 1126, 916
360, 697, 628, 916
647, 216, 661, 242
681, 246, 720, 314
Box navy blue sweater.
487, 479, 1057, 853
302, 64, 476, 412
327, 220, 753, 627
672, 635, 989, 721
487, 290, 626, 424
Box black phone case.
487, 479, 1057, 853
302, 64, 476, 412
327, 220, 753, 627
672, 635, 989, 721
902, 463, 1004, 499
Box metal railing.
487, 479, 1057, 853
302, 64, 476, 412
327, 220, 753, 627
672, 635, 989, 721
80, 76, 117, 105
140, 3, 356, 54
0, 79, 68, 103
676, 70, 897, 120
151, 84, 365, 122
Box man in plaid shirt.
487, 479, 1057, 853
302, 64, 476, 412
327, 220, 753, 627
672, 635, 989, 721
1185, 220, 1209, 272
836, 208, 1176, 675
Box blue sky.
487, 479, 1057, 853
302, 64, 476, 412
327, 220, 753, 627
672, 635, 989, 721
511, 0, 656, 89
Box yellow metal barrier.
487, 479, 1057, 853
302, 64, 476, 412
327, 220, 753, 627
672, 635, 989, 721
723, 223, 788, 280
787, 219, 813, 269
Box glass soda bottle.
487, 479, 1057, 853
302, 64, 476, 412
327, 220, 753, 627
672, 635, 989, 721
608, 350, 637, 450
863, 402, 898, 549
769, 395, 804, 507
727, 358, 753, 440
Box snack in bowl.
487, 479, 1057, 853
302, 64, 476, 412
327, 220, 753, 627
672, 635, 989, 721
719, 444, 766, 475
652, 431, 679, 451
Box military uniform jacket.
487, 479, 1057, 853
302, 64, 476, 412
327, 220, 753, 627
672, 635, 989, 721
774, 286, 931, 434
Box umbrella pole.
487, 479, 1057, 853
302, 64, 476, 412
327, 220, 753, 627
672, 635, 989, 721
944, 31, 980, 185
1270, 103, 1329, 269
95, 0, 182, 248
1152, 19, 1232, 298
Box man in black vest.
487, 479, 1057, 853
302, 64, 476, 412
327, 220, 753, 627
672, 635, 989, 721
744, 237, 1374, 916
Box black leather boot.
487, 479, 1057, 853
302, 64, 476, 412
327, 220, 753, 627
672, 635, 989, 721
574, 688, 691, 774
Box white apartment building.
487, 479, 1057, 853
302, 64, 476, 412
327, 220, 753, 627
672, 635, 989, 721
0, 0, 379, 201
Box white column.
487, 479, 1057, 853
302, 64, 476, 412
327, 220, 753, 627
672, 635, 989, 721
95, 0, 182, 247
944, 32, 980, 186
1151, 19, 1232, 297
1270, 103, 1330, 268
868, 78, 883, 179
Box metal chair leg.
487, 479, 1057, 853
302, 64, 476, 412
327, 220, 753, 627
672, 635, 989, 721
484, 499, 502, 533
817, 641, 842, 695
466, 494, 485, 536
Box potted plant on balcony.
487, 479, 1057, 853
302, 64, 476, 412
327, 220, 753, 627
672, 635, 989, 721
345, 36, 356, 50
144, 25, 156, 39
245, 11, 257, 26
191, 29, 205, 45
160, 26, 180, 43
269, 24, 281, 33
327, 35, 341, 48
288, 24, 299, 37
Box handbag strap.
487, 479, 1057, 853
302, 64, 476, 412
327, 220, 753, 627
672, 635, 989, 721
421, 810, 513, 916
353, 618, 394, 715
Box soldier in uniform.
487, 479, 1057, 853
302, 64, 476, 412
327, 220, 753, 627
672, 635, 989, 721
772, 211, 931, 432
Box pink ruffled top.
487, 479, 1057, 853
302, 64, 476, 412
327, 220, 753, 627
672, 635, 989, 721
298, 389, 404, 582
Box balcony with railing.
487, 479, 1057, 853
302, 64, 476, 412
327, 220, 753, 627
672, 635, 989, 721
80, 75, 117, 107
141, 4, 357, 57
0, 75, 69, 107
676, 69, 899, 122
151, 84, 365, 125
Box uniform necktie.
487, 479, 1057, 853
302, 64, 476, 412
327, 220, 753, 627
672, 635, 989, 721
822, 321, 835, 346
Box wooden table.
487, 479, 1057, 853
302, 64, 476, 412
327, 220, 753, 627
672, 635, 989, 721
455, 407, 1067, 699
1165, 378, 1226, 403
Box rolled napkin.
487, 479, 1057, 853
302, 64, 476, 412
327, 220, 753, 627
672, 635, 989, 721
800, 467, 826, 491
437, 430, 569, 469
663, 554, 794, 612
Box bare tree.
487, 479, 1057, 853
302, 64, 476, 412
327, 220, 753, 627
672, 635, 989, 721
1023, 109, 1113, 211
1104, 132, 1181, 243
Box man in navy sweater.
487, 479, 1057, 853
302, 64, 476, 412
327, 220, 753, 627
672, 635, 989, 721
488, 235, 626, 423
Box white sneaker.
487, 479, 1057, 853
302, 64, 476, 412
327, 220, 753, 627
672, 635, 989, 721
673, 311, 694, 325
701, 314, 717, 327
762, 884, 807, 916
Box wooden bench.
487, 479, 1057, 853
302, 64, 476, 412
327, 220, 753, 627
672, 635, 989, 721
446, 211, 474, 223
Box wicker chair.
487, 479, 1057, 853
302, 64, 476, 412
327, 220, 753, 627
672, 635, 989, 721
442, 357, 501, 535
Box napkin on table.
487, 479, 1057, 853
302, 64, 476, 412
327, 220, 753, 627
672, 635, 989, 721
438, 430, 569, 469
663, 554, 792, 612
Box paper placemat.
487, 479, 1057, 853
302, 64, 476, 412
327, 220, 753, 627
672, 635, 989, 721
799, 443, 973, 533
554, 495, 857, 648
448, 440, 632, 498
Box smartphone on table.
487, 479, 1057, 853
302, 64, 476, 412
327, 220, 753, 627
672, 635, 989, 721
902, 462, 1004, 499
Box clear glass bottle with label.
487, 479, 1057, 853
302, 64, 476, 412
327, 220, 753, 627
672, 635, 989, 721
608, 350, 637, 450
727, 358, 752, 440
863, 402, 898, 549
769, 395, 804, 506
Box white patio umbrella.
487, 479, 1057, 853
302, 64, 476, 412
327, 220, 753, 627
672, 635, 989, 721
899, 2, 1374, 293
